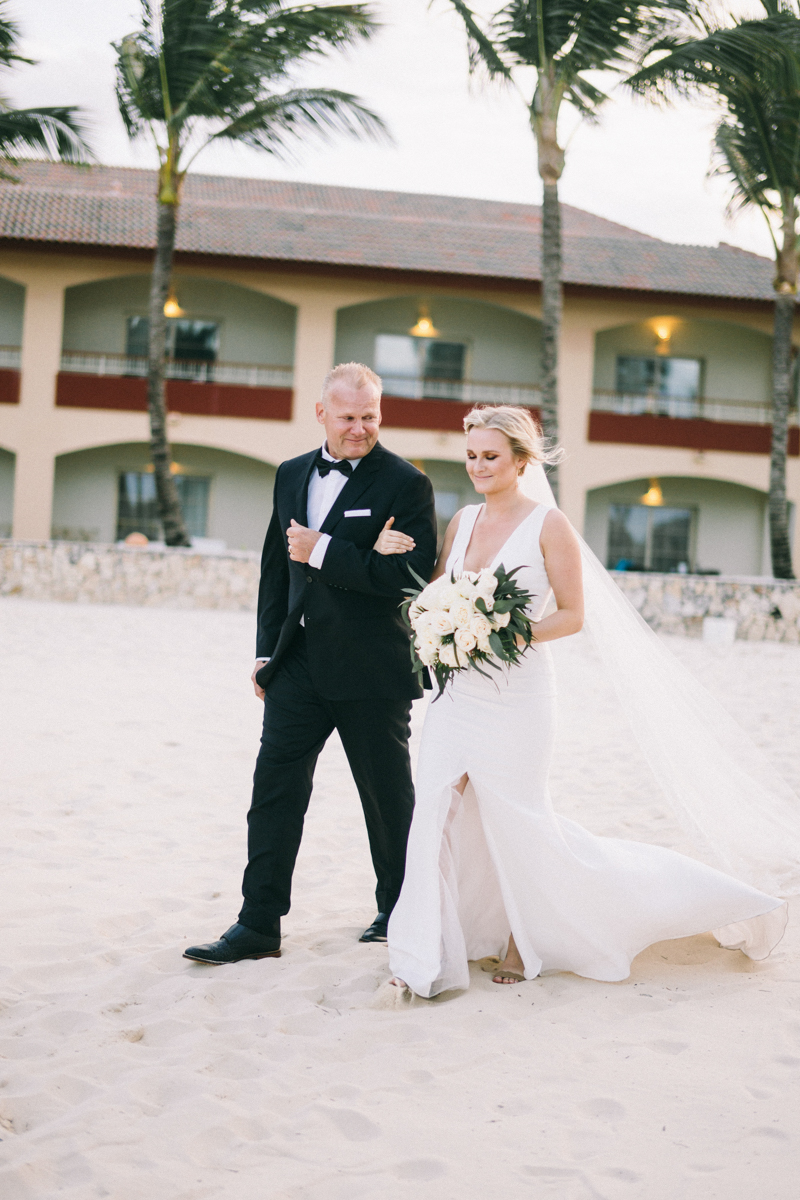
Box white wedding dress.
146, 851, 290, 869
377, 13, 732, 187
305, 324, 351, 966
387, 502, 787, 997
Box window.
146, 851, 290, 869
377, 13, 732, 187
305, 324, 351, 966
116, 472, 211, 541
615, 355, 702, 418
125, 318, 219, 362
374, 334, 466, 398
607, 504, 694, 573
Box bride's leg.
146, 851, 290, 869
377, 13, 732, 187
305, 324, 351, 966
493, 932, 525, 984
391, 774, 469, 991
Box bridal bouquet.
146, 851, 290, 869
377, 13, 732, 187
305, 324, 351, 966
402, 564, 537, 697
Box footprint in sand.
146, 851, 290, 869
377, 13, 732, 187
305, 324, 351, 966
393, 1159, 448, 1181
648, 1039, 689, 1055
323, 1107, 381, 1141
579, 1098, 627, 1123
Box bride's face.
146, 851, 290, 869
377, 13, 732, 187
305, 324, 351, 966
466, 429, 524, 495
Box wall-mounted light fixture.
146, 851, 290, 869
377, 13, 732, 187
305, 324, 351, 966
163, 289, 185, 318
652, 318, 673, 356
641, 479, 663, 507
409, 304, 439, 338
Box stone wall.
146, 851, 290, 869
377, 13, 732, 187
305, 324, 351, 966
2, 540, 800, 642
0, 540, 260, 610
612, 571, 800, 643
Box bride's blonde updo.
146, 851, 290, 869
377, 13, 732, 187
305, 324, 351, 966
463, 405, 563, 474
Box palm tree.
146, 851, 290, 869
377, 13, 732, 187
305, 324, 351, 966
628, 2, 798, 579
113, 1, 386, 546
447, 0, 685, 501
0, 4, 91, 182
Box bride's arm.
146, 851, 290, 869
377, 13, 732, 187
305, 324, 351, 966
430, 510, 464, 580
527, 509, 584, 643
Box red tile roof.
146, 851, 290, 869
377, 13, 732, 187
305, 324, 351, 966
0, 162, 777, 301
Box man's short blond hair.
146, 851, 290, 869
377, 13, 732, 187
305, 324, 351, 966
321, 362, 382, 407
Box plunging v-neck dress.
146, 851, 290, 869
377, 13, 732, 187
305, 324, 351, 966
387, 503, 786, 997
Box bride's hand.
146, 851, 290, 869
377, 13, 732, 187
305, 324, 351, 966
373, 517, 416, 556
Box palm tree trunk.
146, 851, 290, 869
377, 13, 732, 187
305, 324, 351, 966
769, 290, 796, 578
540, 178, 562, 502
148, 200, 191, 547
533, 71, 565, 503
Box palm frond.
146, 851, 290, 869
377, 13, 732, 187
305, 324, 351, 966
0, 105, 93, 177
714, 119, 778, 217
448, 0, 513, 80
207, 86, 388, 156
114, 0, 383, 148
0, 2, 32, 69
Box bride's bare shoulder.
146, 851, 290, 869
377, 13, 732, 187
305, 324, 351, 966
540, 507, 579, 549
432, 507, 470, 579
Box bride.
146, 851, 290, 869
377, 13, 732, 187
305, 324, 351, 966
375, 405, 789, 998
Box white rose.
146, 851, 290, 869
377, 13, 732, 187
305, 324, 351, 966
455, 575, 478, 599
477, 567, 498, 595
454, 628, 477, 653
438, 641, 459, 669
477, 634, 492, 654
492, 609, 511, 628
437, 582, 461, 610
470, 614, 493, 641
416, 641, 437, 666
411, 609, 433, 634
430, 610, 455, 636
451, 599, 475, 629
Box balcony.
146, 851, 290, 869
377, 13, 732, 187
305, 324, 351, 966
381, 375, 540, 432
0, 346, 21, 404
589, 390, 800, 456
55, 351, 294, 421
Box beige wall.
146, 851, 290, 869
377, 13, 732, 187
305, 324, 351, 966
0, 248, 798, 572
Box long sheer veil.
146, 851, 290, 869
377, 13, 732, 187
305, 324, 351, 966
521, 462, 800, 898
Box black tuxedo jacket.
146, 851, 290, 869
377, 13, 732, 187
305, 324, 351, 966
255, 442, 437, 701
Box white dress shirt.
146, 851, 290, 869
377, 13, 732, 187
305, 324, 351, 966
306, 442, 361, 569
255, 444, 360, 660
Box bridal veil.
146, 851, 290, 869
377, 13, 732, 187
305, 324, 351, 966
521, 462, 800, 899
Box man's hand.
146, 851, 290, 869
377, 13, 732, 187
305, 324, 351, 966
287, 519, 322, 563
251, 661, 266, 700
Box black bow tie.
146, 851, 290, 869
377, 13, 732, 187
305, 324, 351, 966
314, 450, 353, 479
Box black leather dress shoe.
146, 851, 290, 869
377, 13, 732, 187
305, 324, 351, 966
359, 913, 389, 943
183, 922, 281, 964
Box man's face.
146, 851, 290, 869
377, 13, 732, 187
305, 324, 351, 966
317, 385, 382, 460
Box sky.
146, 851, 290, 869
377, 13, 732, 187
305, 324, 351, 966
5, 0, 775, 257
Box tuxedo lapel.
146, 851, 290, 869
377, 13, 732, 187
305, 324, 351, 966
294, 451, 318, 528
319, 444, 384, 535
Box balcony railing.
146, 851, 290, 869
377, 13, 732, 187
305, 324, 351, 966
592, 389, 799, 426
382, 375, 540, 407
59, 350, 294, 390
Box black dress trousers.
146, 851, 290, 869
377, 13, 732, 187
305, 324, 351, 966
238, 628, 415, 935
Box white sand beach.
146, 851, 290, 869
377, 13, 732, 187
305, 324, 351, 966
1, 597, 799, 1200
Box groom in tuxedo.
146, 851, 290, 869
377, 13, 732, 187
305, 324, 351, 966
185, 362, 437, 964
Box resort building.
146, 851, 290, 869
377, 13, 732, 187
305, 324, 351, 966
0, 162, 797, 574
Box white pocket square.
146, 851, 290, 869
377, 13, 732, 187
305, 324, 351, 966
344, 509, 371, 517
